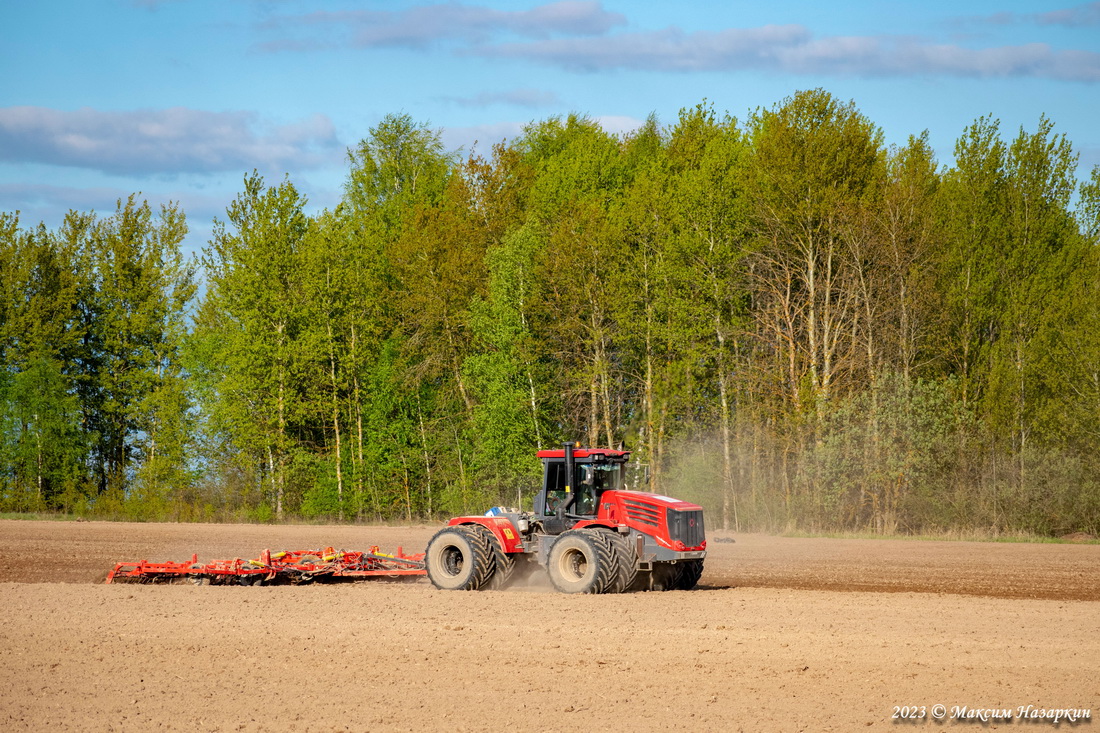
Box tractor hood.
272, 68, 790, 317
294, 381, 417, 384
598, 490, 706, 552
608, 489, 703, 512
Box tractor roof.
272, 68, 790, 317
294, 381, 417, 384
537, 447, 631, 461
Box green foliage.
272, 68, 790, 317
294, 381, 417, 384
2, 93, 1098, 535
464, 225, 547, 495
344, 113, 454, 223
0, 200, 194, 516
192, 172, 318, 519
812, 373, 971, 532
0, 358, 86, 511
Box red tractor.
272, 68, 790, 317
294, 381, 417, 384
424, 443, 706, 594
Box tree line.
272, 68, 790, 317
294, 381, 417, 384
2, 89, 1098, 535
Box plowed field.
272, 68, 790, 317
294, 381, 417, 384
1, 520, 1096, 731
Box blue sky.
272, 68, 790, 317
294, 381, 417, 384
2, 0, 1098, 258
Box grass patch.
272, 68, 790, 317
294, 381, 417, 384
0, 512, 87, 522
778, 528, 1098, 544
0, 510, 440, 527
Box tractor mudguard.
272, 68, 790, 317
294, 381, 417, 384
569, 519, 619, 533
448, 516, 525, 553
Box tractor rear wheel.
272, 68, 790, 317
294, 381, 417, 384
425, 526, 496, 591
469, 526, 516, 590
547, 529, 615, 594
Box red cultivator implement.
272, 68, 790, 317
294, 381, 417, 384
106, 546, 426, 585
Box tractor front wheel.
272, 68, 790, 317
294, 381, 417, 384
425, 526, 496, 591
546, 530, 615, 594
676, 559, 704, 590
604, 531, 638, 593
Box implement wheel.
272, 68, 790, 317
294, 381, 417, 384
547, 529, 614, 594
425, 526, 496, 591
188, 563, 210, 586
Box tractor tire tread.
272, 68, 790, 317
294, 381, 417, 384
547, 529, 614, 594
425, 525, 497, 591
469, 525, 516, 590
576, 528, 617, 595
462, 526, 497, 590
597, 529, 637, 594
677, 559, 704, 590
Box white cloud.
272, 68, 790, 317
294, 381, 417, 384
957, 2, 1100, 28
1036, 2, 1100, 26
0, 107, 344, 176
468, 27, 1100, 82
251, 2, 1100, 83
468, 25, 808, 72
257, 1, 626, 51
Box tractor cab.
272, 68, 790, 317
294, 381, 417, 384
534, 443, 630, 534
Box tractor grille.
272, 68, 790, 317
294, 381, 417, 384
623, 500, 661, 528
667, 508, 705, 548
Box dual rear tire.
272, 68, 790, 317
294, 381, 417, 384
425, 526, 498, 591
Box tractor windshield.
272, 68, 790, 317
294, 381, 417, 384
579, 464, 622, 493
574, 463, 622, 514
543, 460, 624, 516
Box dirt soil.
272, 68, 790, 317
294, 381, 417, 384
0, 521, 1096, 732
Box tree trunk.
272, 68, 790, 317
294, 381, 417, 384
327, 323, 344, 511
645, 343, 657, 490
276, 321, 286, 520
716, 336, 736, 532
526, 367, 542, 451
599, 338, 614, 448
416, 393, 433, 519
589, 377, 599, 447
